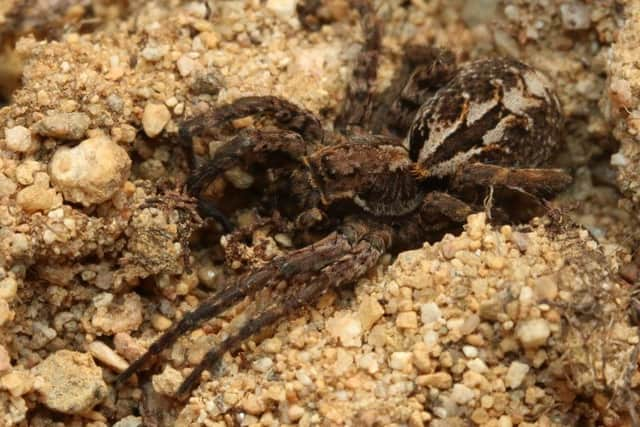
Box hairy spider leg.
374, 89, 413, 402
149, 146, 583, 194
116, 223, 389, 393
334, 0, 382, 131
180, 96, 323, 145
175, 223, 390, 398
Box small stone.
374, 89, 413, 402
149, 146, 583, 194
151, 314, 172, 331
0, 173, 17, 197
516, 318, 551, 349
34, 112, 90, 140
5, 126, 34, 152
485, 253, 505, 270
0, 299, 13, 326
16, 182, 61, 212
498, 415, 513, 427
358, 295, 384, 331
412, 342, 431, 373
87, 341, 129, 373
152, 365, 183, 397
141, 44, 168, 62
467, 358, 488, 374
534, 275, 558, 301
0, 345, 10, 373
416, 372, 452, 389
177, 55, 198, 77
32, 350, 107, 414
560, 2, 591, 30
420, 302, 442, 324
142, 103, 171, 137
113, 333, 146, 362
505, 361, 530, 389
471, 408, 490, 425
252, 357, 273, 373
288, 404, 305, 422
15, 160, 41, 185
241, 394, 266, 415
49, 136, 131, 206
450, 384, 475, 404
191, 69, 224, 95
358, 353, 379, 374
462, 345, 478, 358
466, 213, 486, 240
266, 0, 297, 18
91, 293, 143, 335
113, 416, 143, 427
261, 337, 282, 354
389, 352, 413, 371
0, 277, 18, 300
326, 312, 362, 347
396, 311, 418, 329
0, 369, 35, 397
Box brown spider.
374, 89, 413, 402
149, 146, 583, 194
116, 0, 572, 399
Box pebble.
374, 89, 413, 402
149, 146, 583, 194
0, 369, 35, 397
420, 302, 442, 324
151, 314, 172, 331
224, 167, 254, 189
288, 404, 305, 422
34, 112, 90, 140
91, 293, 143, 334
326, 312, 362, 347
450, 384, 475, 404
516, 318, 551, 349
152, 365, 183, 396
0, 276, 18, 300
265, 0, 297, 18
358, 295, 384, 331
49, 136, 131, 206
252, 357, 273, 373
5, 126, 34, 152
560, 2, 591, 30
389, 352, 413, 371
358, 353, 379, 374
467, 358, 488, 374
177, 55, 198, 77
534, 275, 558, 301
32, 350, 107, 414
0, 173, 17, 197
113, 416, 143, 427
505, 361, 530, 389
396, 311, 418, 329
88, 341, 129, 372
15, 160, 41, 185
416, 372, 453, 389
0, 345, 10, 373
142, 103, 171, 137
0, 299, 13, 326
16, 181, 61, 212
141, 44, 168, 62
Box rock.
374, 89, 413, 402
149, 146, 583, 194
142, 103, 171, 137
450, 384, 475, 404
560, 2, 591, 30
0, 369, 35, 397
396, 311, 418, 329
141, 44, 168, 62
516, 318, 551, 349
0, 277, 18, 300
505, 361, 530, 389
0, 299, 13, 326
32, 350, 107, 414
358, 295, 384, 331
34, 112, 90, 140
5, 126, 35, 152
224, 167, 254, 189
266, 0, 297, 18
416, 372, 453, 389
326, 312, 362, 347
87, 341, 129, 372
91, 293, 143, 334
0, 173, 17, 197
113, 416, 143, 427
420, 303, 442, 324
191, 69, 224, 95
16, 178, 61, 212
152, 365, 183, 396
177, 55, 198, 77
49, 136, 131, 206
0, 345, 10, 373
389, 352, 413, 371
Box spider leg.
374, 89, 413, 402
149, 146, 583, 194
187, 128, 310, 196
452, 163, 572, 197
175, 222, 390, 398
334, 0, 382, 132
116, 222, 390, 394
180, 96, 323, 145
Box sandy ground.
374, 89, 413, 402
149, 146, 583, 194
0, 1, 639, 426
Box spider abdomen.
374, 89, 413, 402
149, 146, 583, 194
406, 57, 562, 178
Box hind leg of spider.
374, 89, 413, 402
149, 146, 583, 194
115, 223, 387, 389
180, 96, 323, 145
452, 163, 572, 198
334, 0, 382, 132
175, 224, 391, 398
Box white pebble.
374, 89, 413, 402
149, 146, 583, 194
88, 341, 128, 372
252, 357, 273, 373
5, 126, 34, 152
467, 358, 488, 374
462, 345, 478, 358
420, 302, 442, 324
505, 361, 530, 389
177, 55, 198, 77
224, 166, 254, 189
516, 318, 551, 349
49, 136, 131, 206
326, 312, 362, 347
389, 352, 412, 371
142, 103, 171, 138
560, 2, 591, 30
450, 384, 475, 404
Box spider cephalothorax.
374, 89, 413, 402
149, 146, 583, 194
117, 1, 572, 399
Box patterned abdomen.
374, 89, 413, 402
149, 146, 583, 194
405, 58, 562, 178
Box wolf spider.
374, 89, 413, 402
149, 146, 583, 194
116, 0, 572, 399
